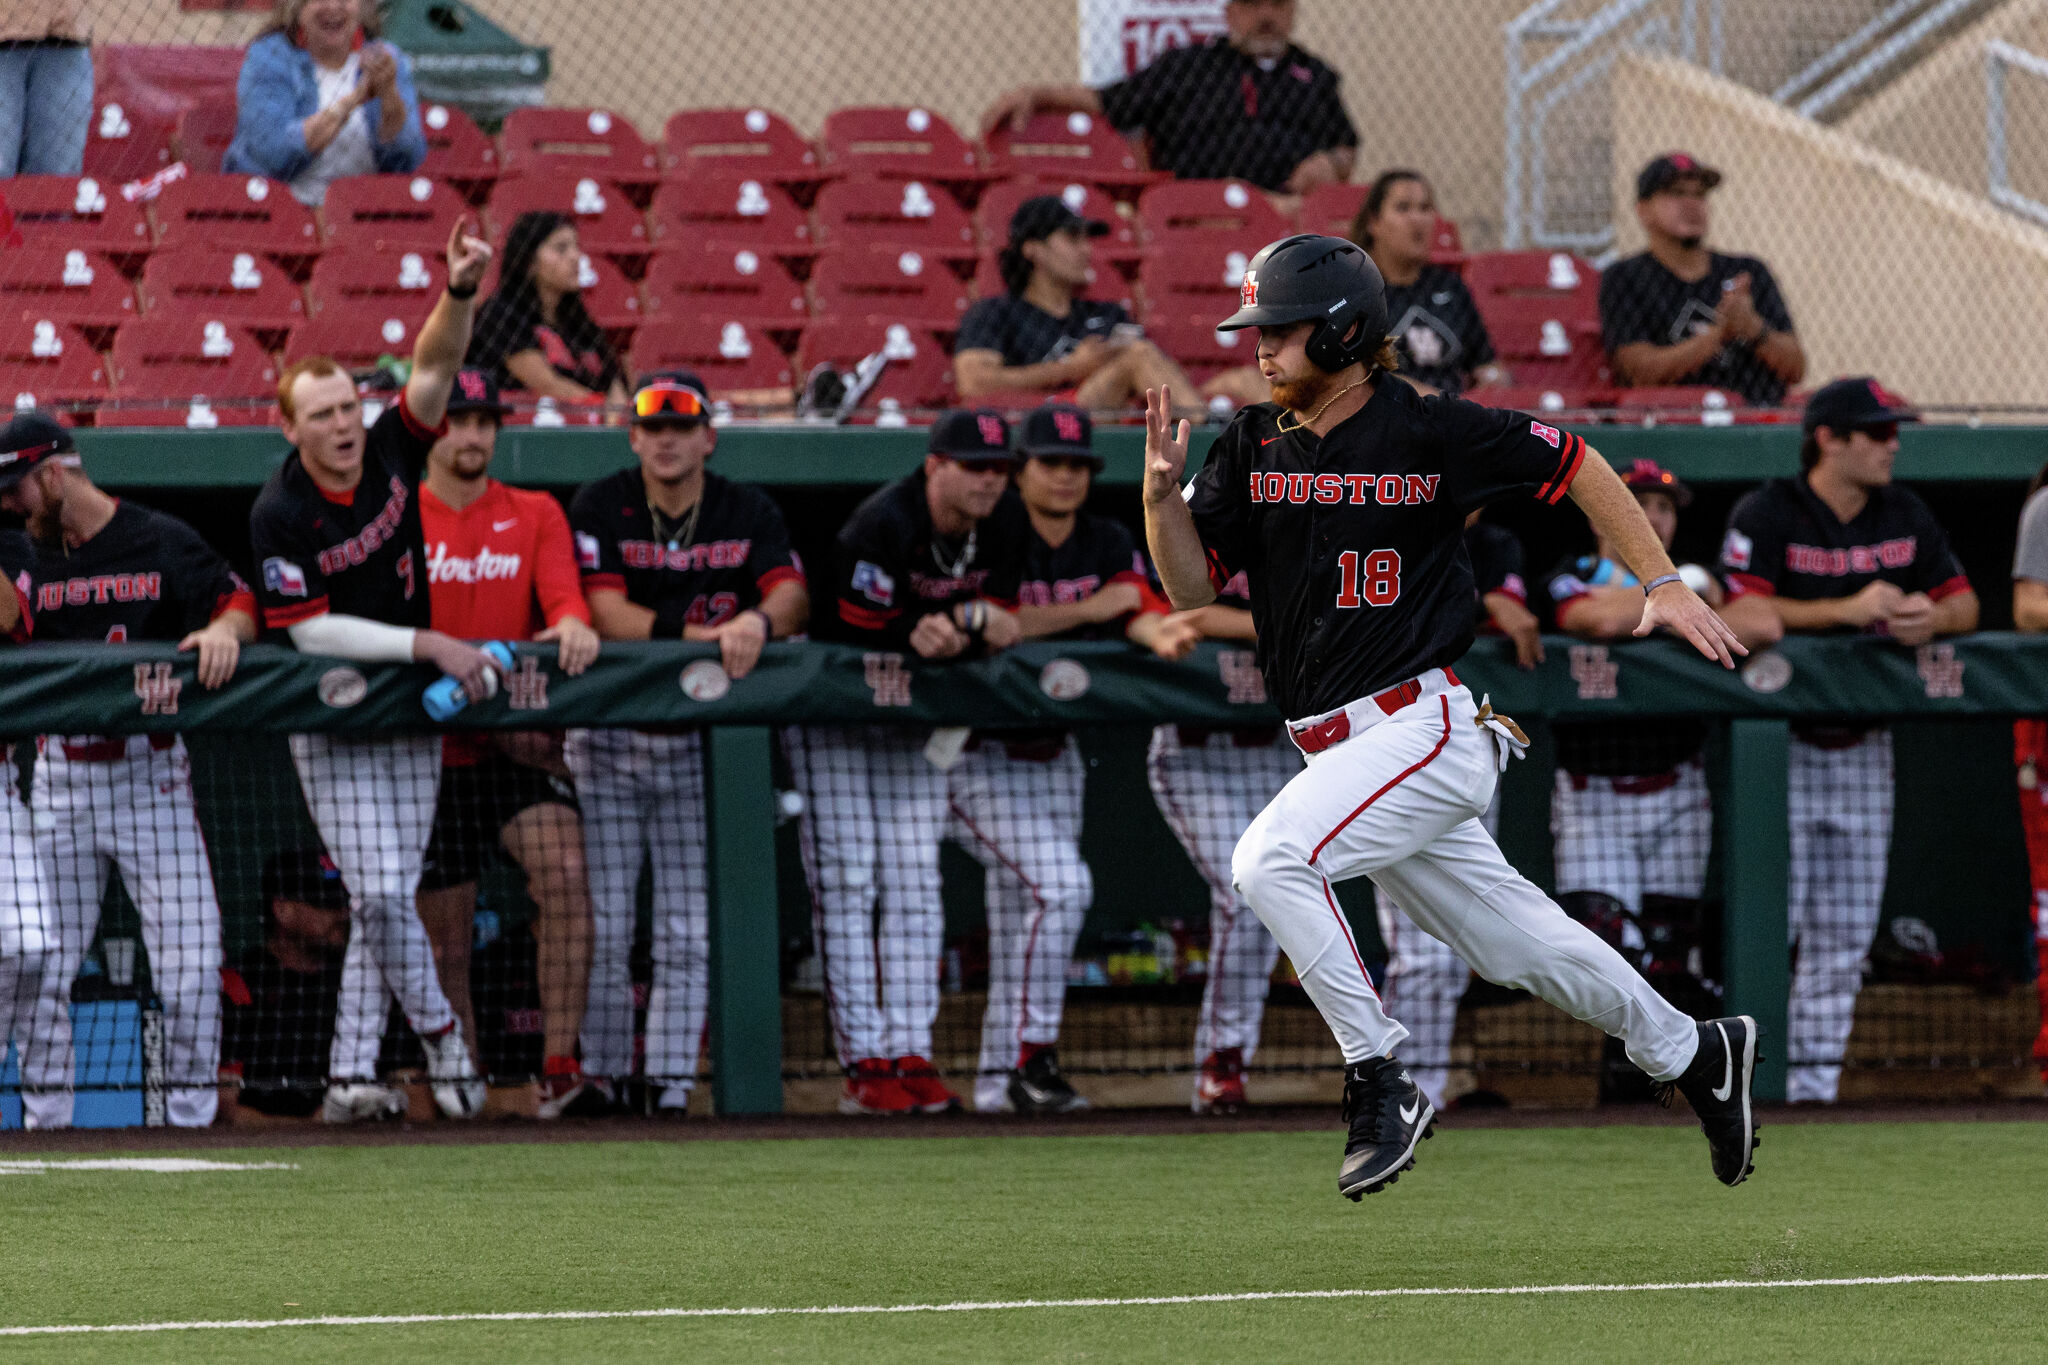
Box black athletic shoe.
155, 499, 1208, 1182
1007, 1046, 1091, 1115
1667, 1015, 1760, 1187
1337, 1057, 1434, 1201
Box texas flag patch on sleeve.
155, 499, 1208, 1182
852, 560, 895, 606
1720, 528, 1753, 571
262, 557, 307, 598
575, 532, 601, 572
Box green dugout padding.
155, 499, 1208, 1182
6, 634, 2038, 1111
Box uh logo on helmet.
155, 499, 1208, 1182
1241, 270, 1259, 309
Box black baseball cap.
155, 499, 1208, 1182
928, 408, 1014, 467
631, 369, 712, 426
1007, 194, 1110, 246
1802, 376, 1920, 434
262, 848, 351, 912
446, 366, 512, 420
1636, 151, 1723, 201
0, 410, 75, 492
1018, 401, 1101, 469
1616, 457, 1691, 507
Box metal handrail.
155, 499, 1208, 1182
1793, 0, 1986, 119
1985, 38, 2048, 227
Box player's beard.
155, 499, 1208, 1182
1268, 366, 1336, 416
26, 489, 63, 551
1677, 234, 1704, 250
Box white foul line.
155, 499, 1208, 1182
2, 1273, 2043, 1337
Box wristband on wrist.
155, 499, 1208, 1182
1643, 572, 1685, 595
446, 280, 478, 300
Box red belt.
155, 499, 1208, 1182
1570, 769, 1680, 796
62, 734, 175, 762
1291, 667, 1459, 756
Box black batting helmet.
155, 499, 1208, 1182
1217, 234, 1390, 374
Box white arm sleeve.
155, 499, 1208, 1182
286, 613, 419, 663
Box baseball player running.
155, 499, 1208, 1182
324, 367, 604, 1120
570, 370, 807, 1117
790, 409, 1028, 1115
0, 511, 48, 1100
0, 411, 253, 1129
957, 402, 1196, 1115
1144, 234, 1761, 1199
248, 219, 499, 1122
1716, 377, 1976, 1104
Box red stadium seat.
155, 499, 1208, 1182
500, 107, 661, 189
661, 108, 822, 190
104, 316, 277, 427
1606, 385, 1749, 424
819, 106, 986, 185
1138, 242, 1264, 324
283, 312, 430, 369
1464, 250, 1600, 318
1138, 180, 1291, 255
628, 319, 793, 400
82, 96, 177, 183
570, 251, 645, 335
306, 247, 445, 332
812, 177, 979, 262
1136, 317, 1259, 383
5, 176, 154, 258
795, 319, 952, 415
485, 176, 652, 260
981, 112, 1161, 189
807, 247, 970, 329
173, 103, 237, 173
150, 174, 321, 260
0, 248, 139, 341
647, 173, 813, 258
975, 178, 1141, 262
140, 248, 308, 337
419, 102, 500, 199
0, 320, 112, 410
320, 175, 470, 251
1431, 215, 1465, 266
642, 243, 808, 335
969, 255, 1132, 312
1470, 384, 1616, 415
1295, 181, 1367, 239
1484, 294, 1608, 388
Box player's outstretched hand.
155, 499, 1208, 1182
1143, 385, 1192, 506
1638, 581, 1747, 668
177, 621, 242, 689
445, 217, 493, 296
536, 616, 600, 676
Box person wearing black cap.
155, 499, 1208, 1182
1146, 232, 1763, 1198
982, 0, 1356, 195
1, 408, 256, 1130
1599, 152, 1805, 408
0, 430, 46, 1099
566, 369, 808, 1118
1715, 377, 1976, 1105
786, 408, 1029, 1117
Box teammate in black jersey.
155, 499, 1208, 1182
1145, 233, 1760, 1198
1, 414, 255, 1128
567, 369, 808, 1115
248, 218, 497, 1124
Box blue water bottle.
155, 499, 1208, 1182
423, 640, 515, 721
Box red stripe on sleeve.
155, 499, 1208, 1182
580, 572, 626, 594
263, 596, 330, 628
1725, 572, 1775, 599
1205, 547, 1234, 593
1927, 574, 1972, 602
757, 565, 805, 596
213, 588, 259, 623
837, 600, 900, 630
1539, 433, 1588, 505
1134, 582, 1173, 618
398, 388, 449, 443
6, 583, 29, 642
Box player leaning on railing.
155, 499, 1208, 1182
1141, 233, 1765, 1199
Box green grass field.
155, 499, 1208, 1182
2, 1120, 2044, 1363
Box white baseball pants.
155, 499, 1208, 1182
947, 735, 1091, 1107
22, 737, 222, 1129
1552, 762, 1713, 911
1786, 730, 1893, 1103
1147, 725, 1298, 1065
290, 733, 455, 1082
785, 725, 946, 1066
0, 751, 51, 1090
1232, 672, 1698, 1084
564, 728, 710, 1090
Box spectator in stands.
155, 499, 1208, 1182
1352, 170, 1504, 398
2009, 463, 2048, 1081
469, 211, 629, 414
980, 0, 1356, 197
223, 0, 426, 207
0, 0, 91, 178
217, 849, 354, 1124
955, 196, 1256, 414
1599, 153, 1805, 408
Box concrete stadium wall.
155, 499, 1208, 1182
1611, 52, 2048, 408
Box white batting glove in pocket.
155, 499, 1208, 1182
1473, 695, 1530, 773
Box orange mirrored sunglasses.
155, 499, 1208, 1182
632, 383, 709, 422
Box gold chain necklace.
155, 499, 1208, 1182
1275, 376, 1369, 434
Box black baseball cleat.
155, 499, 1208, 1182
1008, 1046, 1091, 1115
1666, 1015, 1760, 1187
1337, 1056, 1434, 1201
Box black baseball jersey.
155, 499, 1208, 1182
249, 395, 440, 632
1716, 475, 1969, 616
1546, 551, 1707, 775
1020, 512, 1150, 641
1386, 266, 1496, 396
953, 295, 1132, 370
569, 467, 802, 636
1097, 37, 1357, 190
828, 470, 1029, 647
1, 527, 32, 643
1466, 521, 1526, 632
23, 500, 253, 644
220, 950, 344, 1118
1185, 378, 1589, 719
1598, 251, 1795, 407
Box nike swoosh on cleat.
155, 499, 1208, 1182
1711, 1021, 1734, 1102
1398, 1099, 1420, 1124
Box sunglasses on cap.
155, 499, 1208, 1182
1854, 421, 1900, 444
949, 454, 1016, 473
633, 383, 710, 425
